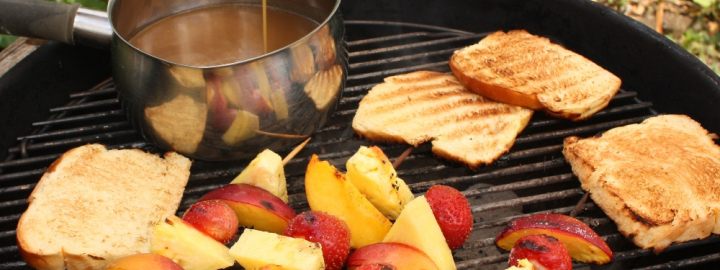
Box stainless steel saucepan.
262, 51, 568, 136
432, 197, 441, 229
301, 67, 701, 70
0, 0, 346, 160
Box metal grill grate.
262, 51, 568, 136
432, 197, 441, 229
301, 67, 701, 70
1, 21, 719, 269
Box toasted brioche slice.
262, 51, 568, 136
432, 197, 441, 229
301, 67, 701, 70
17, 144, 191, 270
450, 30, 621, 120
353, 71, 533, 168
563, 115, 720, 251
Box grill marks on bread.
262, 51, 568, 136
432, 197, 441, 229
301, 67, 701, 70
353, 71, 533, 168
563, 115, 720, 252
450, 30, 621, 120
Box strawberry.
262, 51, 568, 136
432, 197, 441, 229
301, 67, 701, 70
284, 211, 351, 270
425, 185, 473, 249
509, 234, 572, 270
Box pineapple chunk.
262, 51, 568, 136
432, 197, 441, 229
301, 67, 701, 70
383, 196, 456, 270
506, 259, 535, 270
151, 216, 234, 270
231, 149, 288, 202
346, 146, 414, 220
230, 229, 325, 270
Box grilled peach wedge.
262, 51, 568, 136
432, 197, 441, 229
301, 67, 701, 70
347, 243, 439, 270
106, 254, 183, 270
199, 184, 296, 234
305, 155, 392, 248
496, 213, 613, 264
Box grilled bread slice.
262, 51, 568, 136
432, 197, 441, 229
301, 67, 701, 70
17, 144, 191, 270
563, 115, 720, 252
352, 71, 533, 168
450, 30, 621, 120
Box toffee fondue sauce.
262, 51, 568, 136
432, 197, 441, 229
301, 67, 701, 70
129, 4, 319, 67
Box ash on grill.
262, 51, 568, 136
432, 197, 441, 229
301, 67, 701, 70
0, 21, 718, 270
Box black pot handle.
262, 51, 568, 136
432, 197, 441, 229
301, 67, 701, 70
0, 0, 80, 44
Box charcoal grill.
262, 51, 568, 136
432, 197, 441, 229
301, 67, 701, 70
1, 0, 720, 269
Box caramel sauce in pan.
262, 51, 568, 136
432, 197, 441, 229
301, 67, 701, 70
129, 4, 318, 66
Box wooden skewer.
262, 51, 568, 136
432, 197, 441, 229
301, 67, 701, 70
655, 1, 665, 34
392, 146, 414, 168
569, 192, 591, 217
255, 129, 309, 139
283, 137, 311, 165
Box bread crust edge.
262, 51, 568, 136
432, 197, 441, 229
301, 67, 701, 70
449, 57, 545, 110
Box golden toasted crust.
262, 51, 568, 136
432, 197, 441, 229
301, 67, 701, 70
17, 144, 191, 270
352, 71, 533, 168
563, 115, 720, 251
450, 30, 621, 121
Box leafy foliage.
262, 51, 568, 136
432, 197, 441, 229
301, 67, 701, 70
0, 0, 107, 49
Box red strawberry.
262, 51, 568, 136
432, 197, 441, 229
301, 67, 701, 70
284, 211, 351, 270
425, 185, 473, 249
509, 234, 572, 270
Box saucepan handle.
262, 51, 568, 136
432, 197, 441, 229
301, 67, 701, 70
0, 0, 80, 44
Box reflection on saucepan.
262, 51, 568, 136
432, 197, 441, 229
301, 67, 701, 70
168, 66, 206, 88
310, 25, 337, 69
290, 44, 316, 83
144, 94, 207, 154
304, 64, 344, 110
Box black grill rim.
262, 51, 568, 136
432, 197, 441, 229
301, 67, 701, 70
0, 20, 718, 270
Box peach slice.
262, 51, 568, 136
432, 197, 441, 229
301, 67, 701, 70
106, 253, 183, 270
199, 184, 296, 234
305, 155, 392, 248
347, 243, 439, 270
496, 213, 613, 264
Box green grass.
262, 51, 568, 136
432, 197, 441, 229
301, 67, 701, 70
0, 0, 107, 48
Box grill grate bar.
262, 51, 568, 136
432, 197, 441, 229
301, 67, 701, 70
68, 86, 115, 98
0, 184, 36, 195
473, 202, 597, 229
0, 261, 25, 269
17, 122, 129, 141
346, 31, 459, 47
456, 254, 507, 269
7, 130, 137, 154
31, 110, 124, 127
472, 188, 583, 213
349, 48, 457, 69
0, 246, 17, 255
634, 253, 720, 270
348, 33, 482, 58
0, 215, 20, 226
48, 98, 119, 113
0, 154, 59, 169
463, 173, 575, 197
528, 100, 651, 129
347, 60, 448, 80
516, 116, 650, 144
0, 170, 44, 183
410, 158, 567, 190
0, 200, 26, 211
500, 144, 564, 160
